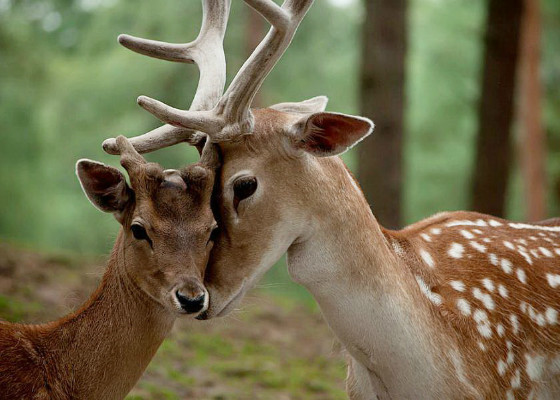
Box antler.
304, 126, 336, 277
103, 0, 231, 154
103, 0, 315, 155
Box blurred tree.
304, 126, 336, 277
519, 0, 546, 221
358, 0, 407, 229
471, 0, 524, 217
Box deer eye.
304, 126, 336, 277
233, 177, 257, 209
131, 223, 151, 244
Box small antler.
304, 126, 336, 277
103, 0, 315, 154
103, 0, 231, 154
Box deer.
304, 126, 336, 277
102, 0, 560, 398
0, 135, 219, 400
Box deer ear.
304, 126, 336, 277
76, 159, 131, 217
293, 112, 374, 157
270, 96, 328, 114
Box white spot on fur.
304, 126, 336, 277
488, 253, 499, 265
473, 309, 492, 338
518, 249, 533, 265
510, 368, 521, 388
473, 229, 484, 234
504, 241, 515, 250
496, 323, 505, 337
547, 273, 560, 288
497, 359, 507, 376
555, 248, 560, 256
419, 249, 435, 268
430, 227, 442, 235
498, 284, 508, 298
478, 341, 486, 351
448, 243, 464, 259
509, 222, 560, 232
501, 258, 513, 274
488, 220, 503, 227
415, 276, 442, 306
546, 307, 558, 325
482, 278, 495, 292
460, 230, 474, 239
456, 298, 471, 316
421, 233, 432, 242
525, 353, 545, 380
517, 268, 527, 284
450, 280, 466, 292
446, 220, 487, 228
473, 287, 495, 310
510, 314, 520, 334
506, 390, 514, 400
470, 241, 486, 253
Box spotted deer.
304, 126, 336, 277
103, 0, 560, 398
0, 136, 219, 399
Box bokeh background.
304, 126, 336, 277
1, 0, 559, 398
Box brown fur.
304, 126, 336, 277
0, 157, 216, 400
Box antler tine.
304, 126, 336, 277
215, 0, 315, 135
133, 0, 315, 140
103, 0, 231, 155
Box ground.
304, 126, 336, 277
0, 243, 347, 399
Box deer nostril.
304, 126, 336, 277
175, 291, 205, 314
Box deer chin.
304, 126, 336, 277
198, 279, 247, 320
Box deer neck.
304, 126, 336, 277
286, 157, 447, 397
40, 231, 175, 400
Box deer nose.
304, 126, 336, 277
175, 290, 206, 314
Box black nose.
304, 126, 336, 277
175, 291, 205, 314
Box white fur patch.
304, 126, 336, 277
473, 309, 492, 338
448, 243, 465, 259
415, 276, 442, 306
540, 247, 553, 257
419, 249, 435, 268
430, 227, 442, 235
516, 268, 527, 284
456, 298, 471, 316
460, 230, 474, 239
547, 273, 560, 288
509, 222, 560, 232
482, 278, 495, 292
546, 307, 558, 325
470, 241, 486, 253
473, 287, 495, 310
500, 258, 513, 274
498, 284, 508, 298
525, 353, 545, 380
504, 241, 515, 250
510, 314, 520, 334
497, 359, 507, 376
450, 280, 466, 292
488, 220, 503, 227
421, 233, 432, 242
488, 253, 499, 265
510, 368, 521, 388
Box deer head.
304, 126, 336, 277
78, 136, 219, 316
102, 0, 373, 318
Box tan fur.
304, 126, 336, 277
202, 107, 560, 399
0, 157, 216, 400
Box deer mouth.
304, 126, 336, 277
197, 280, 246, 320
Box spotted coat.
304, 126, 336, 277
389, 211, 560, 400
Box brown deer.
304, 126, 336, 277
103, 0, 560, 399
0, 136, 219, 399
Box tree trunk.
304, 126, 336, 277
471, 0, 524, 217
358, 0, 407, 229
519, 0, 545, 222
